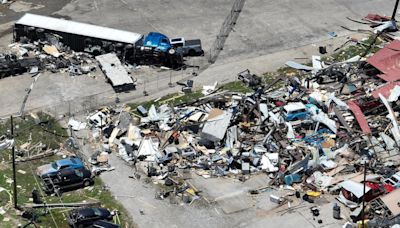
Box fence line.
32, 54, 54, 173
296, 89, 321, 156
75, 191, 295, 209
208, 0, 246, 63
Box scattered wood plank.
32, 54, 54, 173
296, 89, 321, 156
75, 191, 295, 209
16, 150, 55, 162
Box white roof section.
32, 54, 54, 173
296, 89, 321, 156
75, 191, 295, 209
16, 13, 143, 44
96, 53, 134, 87
201, 109, 232, 142
284, 102, 306, 113
341, 180, 371, 198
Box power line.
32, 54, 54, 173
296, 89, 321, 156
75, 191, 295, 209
26, 161, 59, 228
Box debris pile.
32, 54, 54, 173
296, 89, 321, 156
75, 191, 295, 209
71, 14, 400, 225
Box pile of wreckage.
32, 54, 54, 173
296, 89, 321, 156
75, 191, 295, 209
1, 36, 98, 78
66, 14, 400, 227
0, 33, 139, 92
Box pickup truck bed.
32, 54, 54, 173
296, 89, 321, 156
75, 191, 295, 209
176, 39, 204, 56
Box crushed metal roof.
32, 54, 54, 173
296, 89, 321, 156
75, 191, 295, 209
341, 180, 371, 198
347, 100, 371, 134
371, 81, 400, 99
367, 40, 400, 82
380, 188, 400, 216
96, 53, 134, 87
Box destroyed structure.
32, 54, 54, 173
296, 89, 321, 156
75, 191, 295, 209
3, 8, 400, 228
66, 13, 400, 227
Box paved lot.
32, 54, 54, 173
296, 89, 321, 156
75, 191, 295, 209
0, 0, 394, 118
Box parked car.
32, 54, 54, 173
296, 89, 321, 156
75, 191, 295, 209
67, 207, 113, 228
282, 102, 308, 121
383, 171, 400, 188
41, 167, 94, 195
36, 157, 84, 178
170, 37, 204, 56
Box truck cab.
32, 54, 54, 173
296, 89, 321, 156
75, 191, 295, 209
143, 32, 173, 53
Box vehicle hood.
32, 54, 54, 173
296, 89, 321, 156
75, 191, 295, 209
36, 164, 56, 176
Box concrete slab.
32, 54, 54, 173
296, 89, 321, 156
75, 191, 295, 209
215, 191, 254, 214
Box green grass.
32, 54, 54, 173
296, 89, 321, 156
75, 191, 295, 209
220, 81, 253, 93
128, 81, 255, 112
0, 113, 134, 228
0, 113, 67, 150
129, 91, 204, 112
327, 35, 383, 62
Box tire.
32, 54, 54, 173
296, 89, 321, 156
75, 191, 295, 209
92, 50, 101, 56
83, 179, 91, 187
168, 48, 176, 55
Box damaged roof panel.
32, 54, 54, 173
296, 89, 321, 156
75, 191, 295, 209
341, 180, 371, 198
347, 100, 371, 134
367, 40, 400, 82
371, 81, 400, 99
380, 188, 400, 216
201, 109, 232, 142
96, 53, 134, 87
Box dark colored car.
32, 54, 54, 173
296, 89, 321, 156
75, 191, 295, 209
36, 157, 84, 178
41, 167, 94, 195
67, 208, 113, 228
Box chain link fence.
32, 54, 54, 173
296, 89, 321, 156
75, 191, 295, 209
209, 0, 246, 63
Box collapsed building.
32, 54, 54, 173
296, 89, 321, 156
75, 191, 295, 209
66, 14, 400, 226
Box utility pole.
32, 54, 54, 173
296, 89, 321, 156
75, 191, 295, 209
392, 0, 400, 20
361, 160, 367, 228
10, 115, 18, 209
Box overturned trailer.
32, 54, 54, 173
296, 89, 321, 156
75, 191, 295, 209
14, 14, 183, 68
14, 14, 143, 54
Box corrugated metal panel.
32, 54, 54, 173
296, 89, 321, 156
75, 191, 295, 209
96, 53, 134, 87
367, 40, 400, 82
341, 180, 371, 198
347, 100, 371, 134
380, 188, 400, 216
201, 109, 232, 142
371, 81, 400, 99
16, 13, 143, 44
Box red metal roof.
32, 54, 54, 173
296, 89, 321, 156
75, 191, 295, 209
371, 81, 400, 99
364, 13, 391, 22
367, 40, 400, 82
347, 100, 371, 134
